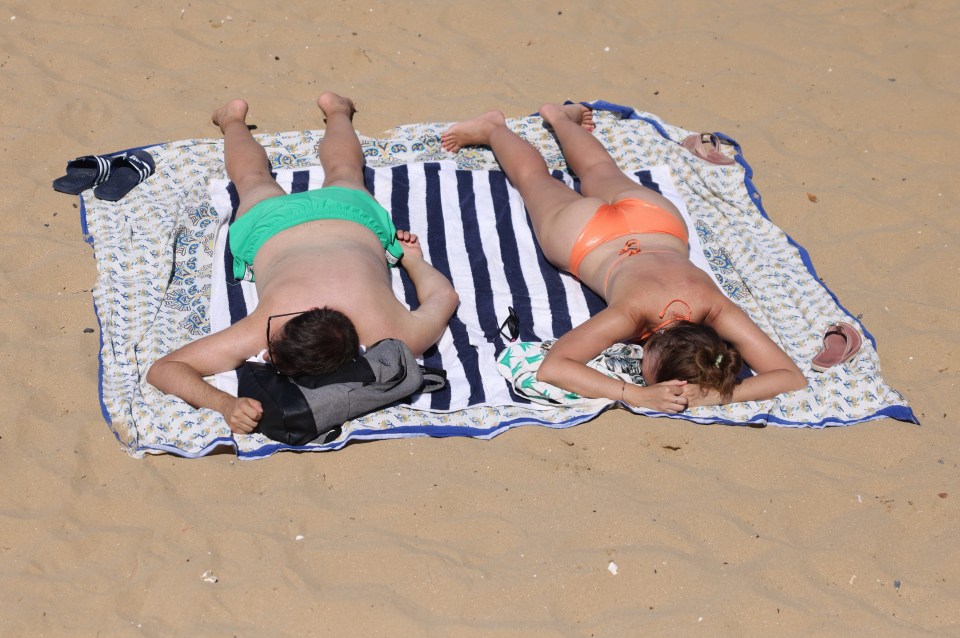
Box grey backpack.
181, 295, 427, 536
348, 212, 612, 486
238, 339, 446, 446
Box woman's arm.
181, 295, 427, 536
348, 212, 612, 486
537, 307, 691, 413
686, 300, 807, 407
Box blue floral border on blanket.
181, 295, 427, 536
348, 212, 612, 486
78, 100, 917, 460
589, 99, 916, 426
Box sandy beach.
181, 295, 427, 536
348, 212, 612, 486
2, 1, 957, 635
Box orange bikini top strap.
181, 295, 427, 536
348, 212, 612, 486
639, 298, 693, 342
658, 298, 692, 321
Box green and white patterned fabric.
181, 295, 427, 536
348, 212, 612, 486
496, 341, 645, 407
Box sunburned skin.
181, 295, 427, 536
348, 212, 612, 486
147, 93, 460, 434
212, 95, 429, 350
442, 102, 806, 412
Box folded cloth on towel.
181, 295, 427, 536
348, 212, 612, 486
496, 341, 645, 407
78, 101, 917, 459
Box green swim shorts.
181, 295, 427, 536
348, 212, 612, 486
228, 186, 404, 281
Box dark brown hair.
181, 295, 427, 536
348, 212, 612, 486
643, 321, 743, 400
270, 307, 359, 376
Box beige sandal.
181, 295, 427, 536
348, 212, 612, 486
681, 133, 735, 165
811, 322, 863, 372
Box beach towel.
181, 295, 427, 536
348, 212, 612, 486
79, 101, 917, 459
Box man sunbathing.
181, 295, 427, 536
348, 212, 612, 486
147, 93, 459, 434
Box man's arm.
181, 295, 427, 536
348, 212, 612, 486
145, 318, 265, 433
394, 231, 459, 356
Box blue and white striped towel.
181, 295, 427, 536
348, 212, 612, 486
208, 161, 708, 414
83, 103, 915, 459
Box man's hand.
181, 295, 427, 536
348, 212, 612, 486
146, 315, 267, 433
223, 396, 264, 434
397, 229, 424, 261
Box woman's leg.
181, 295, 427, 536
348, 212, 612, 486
540, 103, 679, 213
213, 100, 285, 217
316, 92, 368, 191
441, 111, 601, 269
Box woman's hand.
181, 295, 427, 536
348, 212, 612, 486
623, 379, 689, 413
679, 383, 724, 408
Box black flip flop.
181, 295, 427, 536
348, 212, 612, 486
52, 154, 114, 194
93, 151, 156, 201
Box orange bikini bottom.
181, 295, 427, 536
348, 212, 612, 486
568, 198, 689, 279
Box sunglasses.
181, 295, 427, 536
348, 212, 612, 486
266, 310, 308, 375
499, 306, 520, 342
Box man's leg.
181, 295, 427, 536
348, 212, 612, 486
540, 103, 678, 213
441, 111, 599, 270
316, 92, 368, 191
213, 100, 285, 217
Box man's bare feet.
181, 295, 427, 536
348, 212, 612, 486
440, 111, 507, 153
212, 99, 250, 132
317, 92, 357, 121
539, 102, 595, 131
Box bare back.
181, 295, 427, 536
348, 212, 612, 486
439, 103, 805, 411
533, 183, 710, 341
252, 218, 414, 348
147, 93, 461, 434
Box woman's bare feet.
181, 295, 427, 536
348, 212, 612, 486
441, 111, 507, 152
317, 91, 357, 121
539, 102, 595, 131
212, 99, 250, 132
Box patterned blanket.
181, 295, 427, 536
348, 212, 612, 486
80, 101, 916, 459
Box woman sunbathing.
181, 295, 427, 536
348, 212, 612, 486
441, 104, 806, 412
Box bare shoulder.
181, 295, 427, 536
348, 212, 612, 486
356, 295, 439, 356
704, 295, 799, 372
602, 297, 645, 330
700, 290, 756, 334
697, 285, 739, 321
